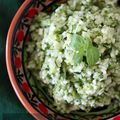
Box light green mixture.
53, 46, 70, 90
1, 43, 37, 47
26, 0, 120, 113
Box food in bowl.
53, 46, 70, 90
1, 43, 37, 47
25, 0, 120, 114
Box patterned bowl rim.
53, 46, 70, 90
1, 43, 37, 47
6, 0, 45, 120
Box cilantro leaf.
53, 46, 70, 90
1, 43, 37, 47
86, 46, 100, 66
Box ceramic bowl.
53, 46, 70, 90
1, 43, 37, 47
6, 0, 120, 120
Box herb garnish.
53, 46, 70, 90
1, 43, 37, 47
70, 34, 99, 66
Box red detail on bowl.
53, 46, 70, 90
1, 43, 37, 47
96, 116, 102, 120
38, 103, 49, 115
27, 8, 38, 18
22, 82, 30, 93
6, 0, 49, 120
16, 30, 24, 43
26, 35, 30, 42
15, 57, 21, 68
113, 116, 120, 120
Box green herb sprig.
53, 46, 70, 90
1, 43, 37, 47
70, 34, 99, 66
